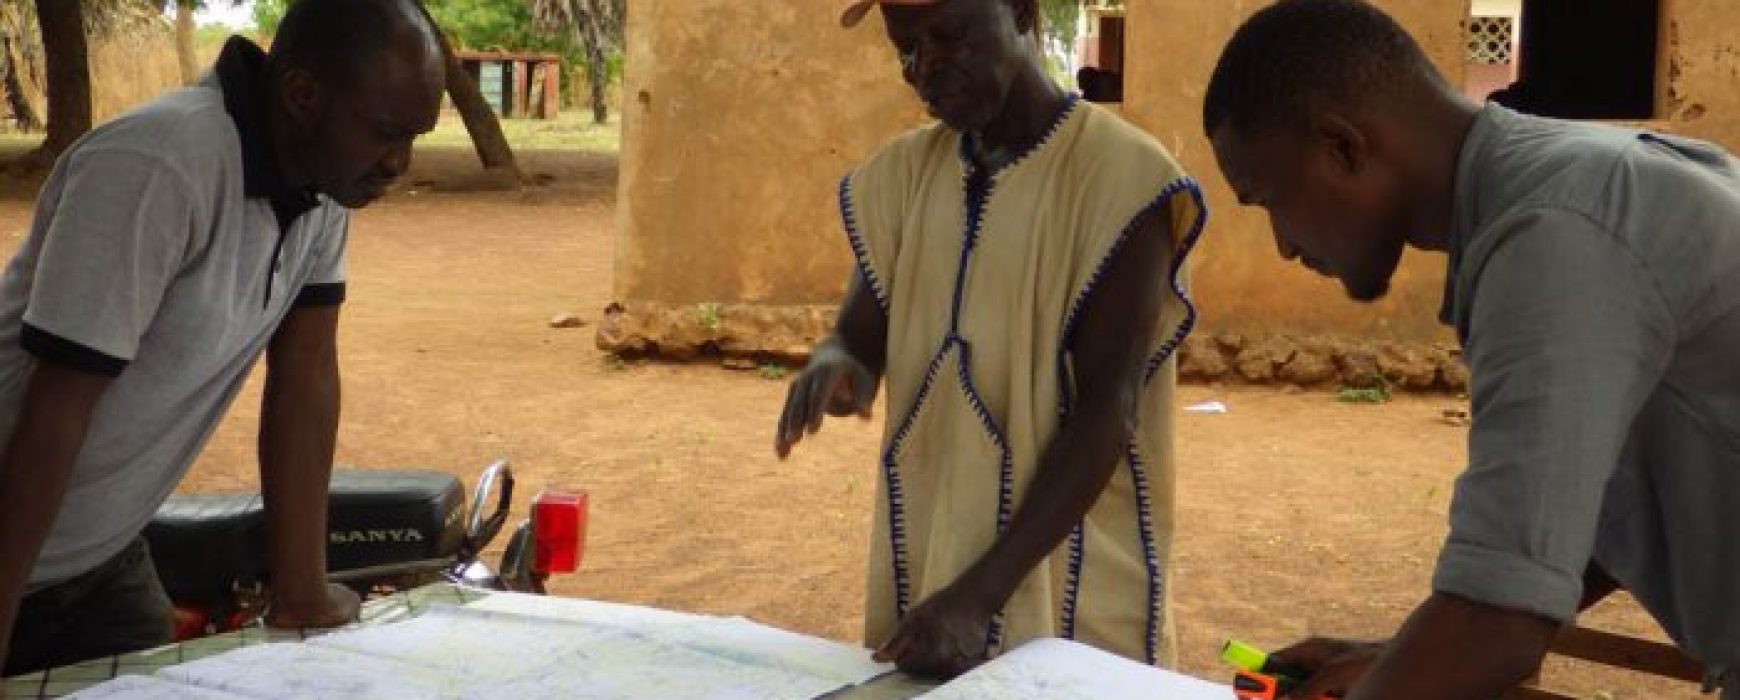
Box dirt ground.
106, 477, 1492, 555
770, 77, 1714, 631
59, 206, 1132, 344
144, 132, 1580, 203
0, 145, 1701, 699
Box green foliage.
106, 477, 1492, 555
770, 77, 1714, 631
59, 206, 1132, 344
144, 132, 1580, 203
426, 0, 564, 54
1036, 0, 1122, 54
1037, 0, 1082, 51
251, 0, 289, 35
1335, 382, 1393, 404
154, 0, 251, 13
758, 365, 789, 381
418, 110, 619, 152
194, 22, 236, 48
695, 303, 723, 334
249, 0, 620, 111
252, 0, 556, 50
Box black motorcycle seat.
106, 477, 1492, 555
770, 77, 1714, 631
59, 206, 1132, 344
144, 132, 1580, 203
146, 469, 467, 601
324, 469, 467, 571
145, 493, 264, 600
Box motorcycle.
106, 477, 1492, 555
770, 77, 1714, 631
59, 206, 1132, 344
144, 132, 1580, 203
142, 459, 585, 641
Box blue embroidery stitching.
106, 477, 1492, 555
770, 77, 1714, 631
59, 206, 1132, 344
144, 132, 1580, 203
839, 175, 891, 314
1052, 176, 1208, 650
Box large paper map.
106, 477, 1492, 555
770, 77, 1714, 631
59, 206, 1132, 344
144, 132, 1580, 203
66, 593, 888, 700
64, 592, 1233, 699
916, 638, 1236, 700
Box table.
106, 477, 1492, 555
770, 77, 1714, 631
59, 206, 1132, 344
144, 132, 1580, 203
3, 584, 938, 700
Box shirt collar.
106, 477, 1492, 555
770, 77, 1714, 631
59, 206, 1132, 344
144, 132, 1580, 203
212, 36, 318, 221
1439, 103, 1510, 327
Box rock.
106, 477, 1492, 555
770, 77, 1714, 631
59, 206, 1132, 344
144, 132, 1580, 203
722, 357, 758, 371
769, 344, 818, 364
1298, 335, 1348, 359
1234, 336, 1298, 383
1440, 408, 1471, 427
595, 300, 837, 363
1335, 347, 1384, 388
1279, 348, 1336, 385
594, 302, 646, 355
1440, 358, 1472, 393
1179, 335, 1228, 380
1378, 344, 1438, 390
659, 340, 702, 362
1215, 333, 1246, 355
1264, 336, 1300, 365
1235, 354, 1274, 382
716, 305, 833, 360
548, 312, 586, 329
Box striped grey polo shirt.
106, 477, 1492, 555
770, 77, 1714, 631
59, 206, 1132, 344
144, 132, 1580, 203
0, 37, 349, 589
1437, 104, 1740, 693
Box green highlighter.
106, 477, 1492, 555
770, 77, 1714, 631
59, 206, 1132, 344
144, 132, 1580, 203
1221, 640, 1328, 699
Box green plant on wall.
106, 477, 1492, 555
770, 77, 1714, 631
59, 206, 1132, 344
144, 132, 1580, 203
695, 303, 723, 334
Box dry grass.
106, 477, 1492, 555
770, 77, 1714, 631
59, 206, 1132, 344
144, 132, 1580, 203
421, 111, 621, 154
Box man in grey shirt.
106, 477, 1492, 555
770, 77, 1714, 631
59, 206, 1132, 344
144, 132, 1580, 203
0, 0, 443, 674
1202, 1, 1740, 698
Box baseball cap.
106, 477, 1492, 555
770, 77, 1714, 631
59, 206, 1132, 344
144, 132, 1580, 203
840, 0, 944, 28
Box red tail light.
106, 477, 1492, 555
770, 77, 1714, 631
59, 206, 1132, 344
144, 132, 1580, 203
532, 490, 586, 574
171, 605, 209, 642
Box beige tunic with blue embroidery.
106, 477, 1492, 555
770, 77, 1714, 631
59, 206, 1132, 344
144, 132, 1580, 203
841, 98, 1204, 666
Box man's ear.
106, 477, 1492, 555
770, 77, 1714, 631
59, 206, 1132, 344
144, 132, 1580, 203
1310, 112, 1370, 177
278, 67, 325, 126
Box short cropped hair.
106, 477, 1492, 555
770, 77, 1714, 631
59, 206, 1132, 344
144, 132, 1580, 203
268, 0, 435, 90
1202, 0, 1441, 136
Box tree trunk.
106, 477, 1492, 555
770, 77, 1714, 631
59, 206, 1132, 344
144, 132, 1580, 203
30, 0, 89, 166
584, 40, 607, 125
1, 32, 44, 131
175, 0, 197, 85
432, 26, 518, 175
0, 1, 42, 131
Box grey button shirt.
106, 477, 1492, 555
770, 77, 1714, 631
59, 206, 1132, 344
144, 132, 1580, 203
1437, 104, 1740, 686
0, 41, 347, 590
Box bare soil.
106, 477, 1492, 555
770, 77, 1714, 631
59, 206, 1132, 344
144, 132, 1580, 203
0, 145, 1698, 699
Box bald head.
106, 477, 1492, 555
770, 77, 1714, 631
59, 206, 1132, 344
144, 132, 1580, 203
1203, 0, 1442, 138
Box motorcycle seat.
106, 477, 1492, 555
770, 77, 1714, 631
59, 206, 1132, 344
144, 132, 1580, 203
145, 469, 467, 601
145, 493, 264, 600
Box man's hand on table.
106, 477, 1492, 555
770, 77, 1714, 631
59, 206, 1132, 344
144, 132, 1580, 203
873, 582, 998, 680
1270, 636, 1386, 699
265, 582, 361, 629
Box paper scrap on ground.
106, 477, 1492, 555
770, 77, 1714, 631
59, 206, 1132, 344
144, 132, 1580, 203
62, 674, 251, 700
1185, 400, 1230, 414
916, 638, 1235, 700
467, 592, 892, 685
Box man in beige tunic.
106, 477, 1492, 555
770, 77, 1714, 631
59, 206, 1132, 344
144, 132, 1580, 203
774, 0, 1207, 679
